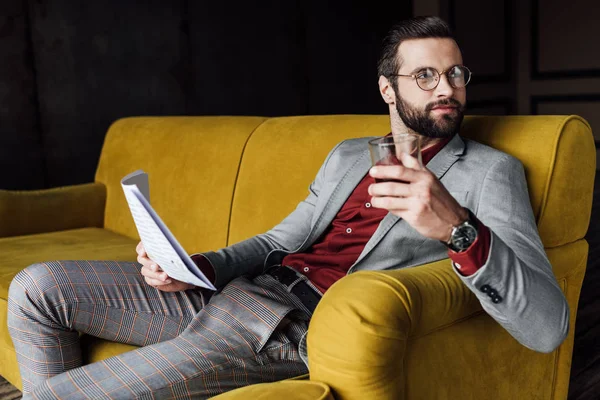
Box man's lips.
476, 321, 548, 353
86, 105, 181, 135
431, 106, 457, 112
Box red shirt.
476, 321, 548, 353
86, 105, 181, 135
282, 136, 490, 293
195, 135, 491, 291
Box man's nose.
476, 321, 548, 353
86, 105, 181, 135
433, 73, 454, 98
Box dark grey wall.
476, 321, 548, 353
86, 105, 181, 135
0, 0, 412, 190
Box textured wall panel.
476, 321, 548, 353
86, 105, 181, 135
451, 0, 508, 82
0, 0, 45, 189
29, 0, 188, 187
536, 0, 600, 75
305, 0, 411, 114
187, 1, 309, 116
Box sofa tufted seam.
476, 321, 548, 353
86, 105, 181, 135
225, 118, 268, 248
407, 310, 487, 340
537, 115, 592, 239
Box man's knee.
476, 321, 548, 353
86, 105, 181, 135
9, 263, 48, 302
8, 262, 63, 324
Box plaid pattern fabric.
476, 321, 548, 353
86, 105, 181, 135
8, 261, 310, 399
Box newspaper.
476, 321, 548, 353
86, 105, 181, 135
121, 170, 216, 290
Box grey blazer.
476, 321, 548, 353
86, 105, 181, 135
203, 134, 570, 354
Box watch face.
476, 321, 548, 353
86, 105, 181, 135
451, 223, 478, 250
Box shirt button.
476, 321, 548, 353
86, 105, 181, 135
365, 202, 371, 208
346, 227, 352, 234
303, 267, 310, 273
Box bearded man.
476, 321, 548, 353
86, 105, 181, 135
8, 16, 568, 399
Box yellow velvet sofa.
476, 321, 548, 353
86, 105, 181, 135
0, 115, 595, 399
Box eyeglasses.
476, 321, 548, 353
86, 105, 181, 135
390, 65, 472, 91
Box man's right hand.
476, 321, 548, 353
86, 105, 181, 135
136, 242, 195, 292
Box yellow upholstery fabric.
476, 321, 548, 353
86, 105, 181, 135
460, 116, 595, 248
0, 115, 594, 399
80, 335, 138, 364
209, 381, 334, 400
228, 115, 390, 244
0, 183, 106, 238
307, 240, 587, 400
95, 116, 267, 253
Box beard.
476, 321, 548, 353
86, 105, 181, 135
395, 93, 465, 139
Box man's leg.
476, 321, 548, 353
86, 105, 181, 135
7, 260, 205, 395
29, 274, 310, 399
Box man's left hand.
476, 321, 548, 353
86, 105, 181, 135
368, 153, 468, 242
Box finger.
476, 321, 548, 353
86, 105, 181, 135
370, 195, 411, 210
144, 276, 172, 287
136, 242, 146, 256
140, 264, 170, 282
137, 254, 153, 267
399, 152, 424, 170
369, 165, 422, 182
368, 181, 411, 197
141, 266, 171, 283
150, 264, 170, 281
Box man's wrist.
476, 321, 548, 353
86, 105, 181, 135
444, 208, 478, 252
444, 207, 470, 243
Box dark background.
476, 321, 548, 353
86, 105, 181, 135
1, 1, 600, 399
0, 0, 411, 189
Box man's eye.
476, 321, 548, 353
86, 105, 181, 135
449, 68, 462, 78
417, 69, 435, 79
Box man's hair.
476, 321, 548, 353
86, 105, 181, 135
377, 16, 455, 80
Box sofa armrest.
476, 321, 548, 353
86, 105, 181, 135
307, 259, 482, 400
0, 182, 106, 238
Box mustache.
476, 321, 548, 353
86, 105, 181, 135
425, 99, 464, 112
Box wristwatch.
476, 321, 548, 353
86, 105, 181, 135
446, 208, 478, 252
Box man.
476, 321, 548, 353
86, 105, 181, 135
8, 16, 569, 399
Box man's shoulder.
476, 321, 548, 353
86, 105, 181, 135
326, 137, 374, 157
335, 137, 376, 149
460, 136, 522, 168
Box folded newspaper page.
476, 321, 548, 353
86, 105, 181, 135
121, 170, 216, 290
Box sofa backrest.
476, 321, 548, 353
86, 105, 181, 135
95, 116, 266, 253
227, 115, 390, 245
95, 115, 595, 255
228, 115, 595, 250
460, 115, 595, 248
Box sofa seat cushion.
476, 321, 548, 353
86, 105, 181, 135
0, 227, 139, 300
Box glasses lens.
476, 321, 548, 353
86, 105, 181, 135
448, 66, 471, 88
416, 68, 439, 90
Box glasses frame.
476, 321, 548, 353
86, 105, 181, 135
389, 65, 472, 91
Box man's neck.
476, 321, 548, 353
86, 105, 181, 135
390, 116, 450, 151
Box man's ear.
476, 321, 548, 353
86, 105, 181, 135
378, 75, 396, 105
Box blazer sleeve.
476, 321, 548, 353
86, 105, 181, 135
200, 142, 344, 289
452, 154, 570, 353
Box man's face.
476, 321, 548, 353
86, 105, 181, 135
393, 38, 466, 139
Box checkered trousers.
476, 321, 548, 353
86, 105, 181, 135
7, 260, 310, 399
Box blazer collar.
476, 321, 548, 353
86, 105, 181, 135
426, 133, 465, 180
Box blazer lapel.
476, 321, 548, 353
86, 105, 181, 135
303, 149, 372, 248
352, 134, 466, 265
